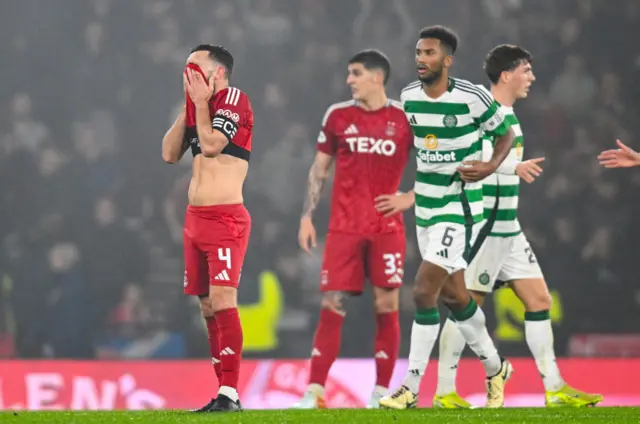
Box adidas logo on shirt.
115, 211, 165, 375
409, 115, 418, 125
214, 270, 231, 281
311, 348, 321, 357
344, 124, 358, 135
220, 347, 236, 356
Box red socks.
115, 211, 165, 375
309, 308, 344, 386
374, 311, 400, 388
214, 308, 243, 390
307, 309, 399, 389
205, 316, 222, 384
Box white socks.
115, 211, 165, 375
436, 308, 566, 394
307, 383, 325, 396
525, 311, 564, 392
217, 385, 239, 402
436, 317, 466, 395
402, 308, 441, 393
372, 385, 387, 397
452, 300, 502, 376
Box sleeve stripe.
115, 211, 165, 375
401, 80, 421, 93
455, 79, 492, 102
232, 87, 240, 105
321, 100, 355, 126
455, 84, 493, 109
456, 81, 493, 107
455, 80, 492, 107
225, 87, 240, 106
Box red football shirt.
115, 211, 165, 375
186, 86, 254, 160
317, 99, 413, 234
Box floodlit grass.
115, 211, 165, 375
2, 407, 639, 424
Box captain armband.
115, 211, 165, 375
211, 115, 239, 142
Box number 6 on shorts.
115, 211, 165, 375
441, 227, 456, 247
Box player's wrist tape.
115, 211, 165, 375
212, 115, 239, 142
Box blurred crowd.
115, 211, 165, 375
0, 0, 639, 359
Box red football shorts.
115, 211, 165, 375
320, 230, 406, 293
183, 204, 251, 295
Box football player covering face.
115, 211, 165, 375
162, 44, 254, 413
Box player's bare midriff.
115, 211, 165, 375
188, 153, 247, 206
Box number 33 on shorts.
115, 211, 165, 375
383, 252, 404, 283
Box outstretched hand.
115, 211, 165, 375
516, 157, 545, 183
598, 139, 640, 168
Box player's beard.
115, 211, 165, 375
419, 64, 444, 85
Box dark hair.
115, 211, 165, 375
484, 44, 533, 84
348, 49, 392, 85
190, 44, 234, 78
418, 25, 458, 55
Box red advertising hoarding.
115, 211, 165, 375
0, 358, 637, 410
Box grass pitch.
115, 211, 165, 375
2, 407, 639, 424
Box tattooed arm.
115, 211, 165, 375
301, 152, 333, 219
299, 151, 334, 254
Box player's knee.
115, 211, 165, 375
439, 289, 458, 307
525, 290, 552, 312
373, 288, 399, 313
209, 286, 238, 312
199, 296, 215, 318
412, 284, 438, 308
512, 278, 552, 312
412, 262, 448, 307
438, 273, 473, 310
442, 297, 468, 313
321, 291, 349, 315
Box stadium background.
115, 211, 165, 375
1, 0, 639, 409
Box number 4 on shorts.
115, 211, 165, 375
218, 248, 232, 269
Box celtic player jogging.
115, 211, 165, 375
380, 26, 515, 410
434, 44, 603, 409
